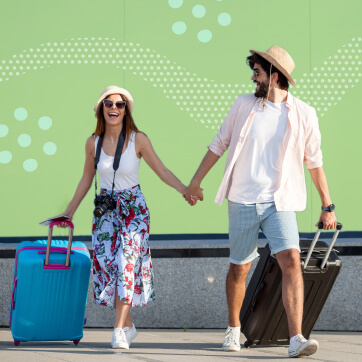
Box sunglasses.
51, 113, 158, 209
103, 99, 126, 110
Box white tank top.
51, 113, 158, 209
94, 131, 140, 191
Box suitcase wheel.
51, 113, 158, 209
73, 339, 80, 345
14, 340, 20, 346
244, 340, 253, 348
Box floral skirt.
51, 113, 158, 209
92, 184, 155, 309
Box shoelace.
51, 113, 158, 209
124, 327, 132, 339
293, 334, 307, 344
224, 328, 239, 345
115, 329, 127, 343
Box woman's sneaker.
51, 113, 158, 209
222, 326, 241, 351
124, 323, 138, 346
111, 328, 129, 349
288, 334, 319, 358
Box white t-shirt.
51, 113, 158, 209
95, 131, 140, 191
227, 100, 288, 204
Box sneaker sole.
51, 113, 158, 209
299, 343, 318, 357
223, 346, 241, 352
289, 343, 318, 358
112, 343, 129, 349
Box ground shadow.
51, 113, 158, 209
0, 340, 289, 359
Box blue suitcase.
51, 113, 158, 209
10, 221, 91, 345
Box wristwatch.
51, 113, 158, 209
322, 204, 335, 212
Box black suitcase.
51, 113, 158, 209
240, 223, 342, 348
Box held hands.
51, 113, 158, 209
183, 183, 204, 206
316, 211, 337, 230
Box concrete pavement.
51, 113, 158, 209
0, 329, 361, 362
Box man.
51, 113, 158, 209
183, 46, 337, 358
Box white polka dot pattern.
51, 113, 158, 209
293, 38, 361, 118
0, 37, 360, 131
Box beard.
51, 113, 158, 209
254, 80, 269, 98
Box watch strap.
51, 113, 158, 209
322, 204, 335, 212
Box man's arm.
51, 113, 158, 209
183, 96, 243, 205
308, 166, 337, 230
183, 150, 220, 205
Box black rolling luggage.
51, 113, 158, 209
240, 222, 342, 348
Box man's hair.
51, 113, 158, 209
246, 53, 289, 90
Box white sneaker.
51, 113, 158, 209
222, 326, 241, 351
111, 328, 129, 349
288, 334, 319, 358
124, 323, 138, 346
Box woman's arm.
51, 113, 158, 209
136, 132, 185, 194
60, 136, 96, 226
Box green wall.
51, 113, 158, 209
0, 0, 360, 237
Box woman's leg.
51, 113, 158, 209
114, 288, 133, 328
125, 309, 132, 327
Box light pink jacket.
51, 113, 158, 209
208, 93, 323, 211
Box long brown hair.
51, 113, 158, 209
94, 94, 139, 146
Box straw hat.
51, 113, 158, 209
94, 85, 134, 116
249, 46, 297, 87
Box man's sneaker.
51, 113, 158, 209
288, 334, 319, 358
111, 328, 129, 349
124, 323, 138, 346
222, 326, 241, 351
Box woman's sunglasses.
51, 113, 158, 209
103, 99, 126, 110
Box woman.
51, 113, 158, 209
60, 85, 196, 349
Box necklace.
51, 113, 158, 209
109, 137, 115, 144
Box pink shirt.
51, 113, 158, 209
208, 93, 323, 211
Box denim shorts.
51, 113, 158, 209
228, 201, 300, 265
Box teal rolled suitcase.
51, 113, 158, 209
10, 221, 91, 345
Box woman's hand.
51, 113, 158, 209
58, 215, 73, 228
189, 195, 200, 206
184, 182, 204, 206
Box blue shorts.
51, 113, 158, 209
228, 201, 300, 265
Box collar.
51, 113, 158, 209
285, 92, 294, 109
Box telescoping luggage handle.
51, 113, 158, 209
45, 220, 74, 267
303, 222, 343, 270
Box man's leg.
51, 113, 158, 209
276, 249, 319, 357
223, 262, 252, 352
224, 201, 260, 351
261, 204, 319, 357
275, 249, 303, 337
226, 262, 252, 327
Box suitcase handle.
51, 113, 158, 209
45, 221, 74, 267
49, 220, 74, 229
303, 222, 342, 270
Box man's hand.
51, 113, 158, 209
183, 183, 204, 206
316, 211, 337, 230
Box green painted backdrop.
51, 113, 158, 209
0, 0, 361, 237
